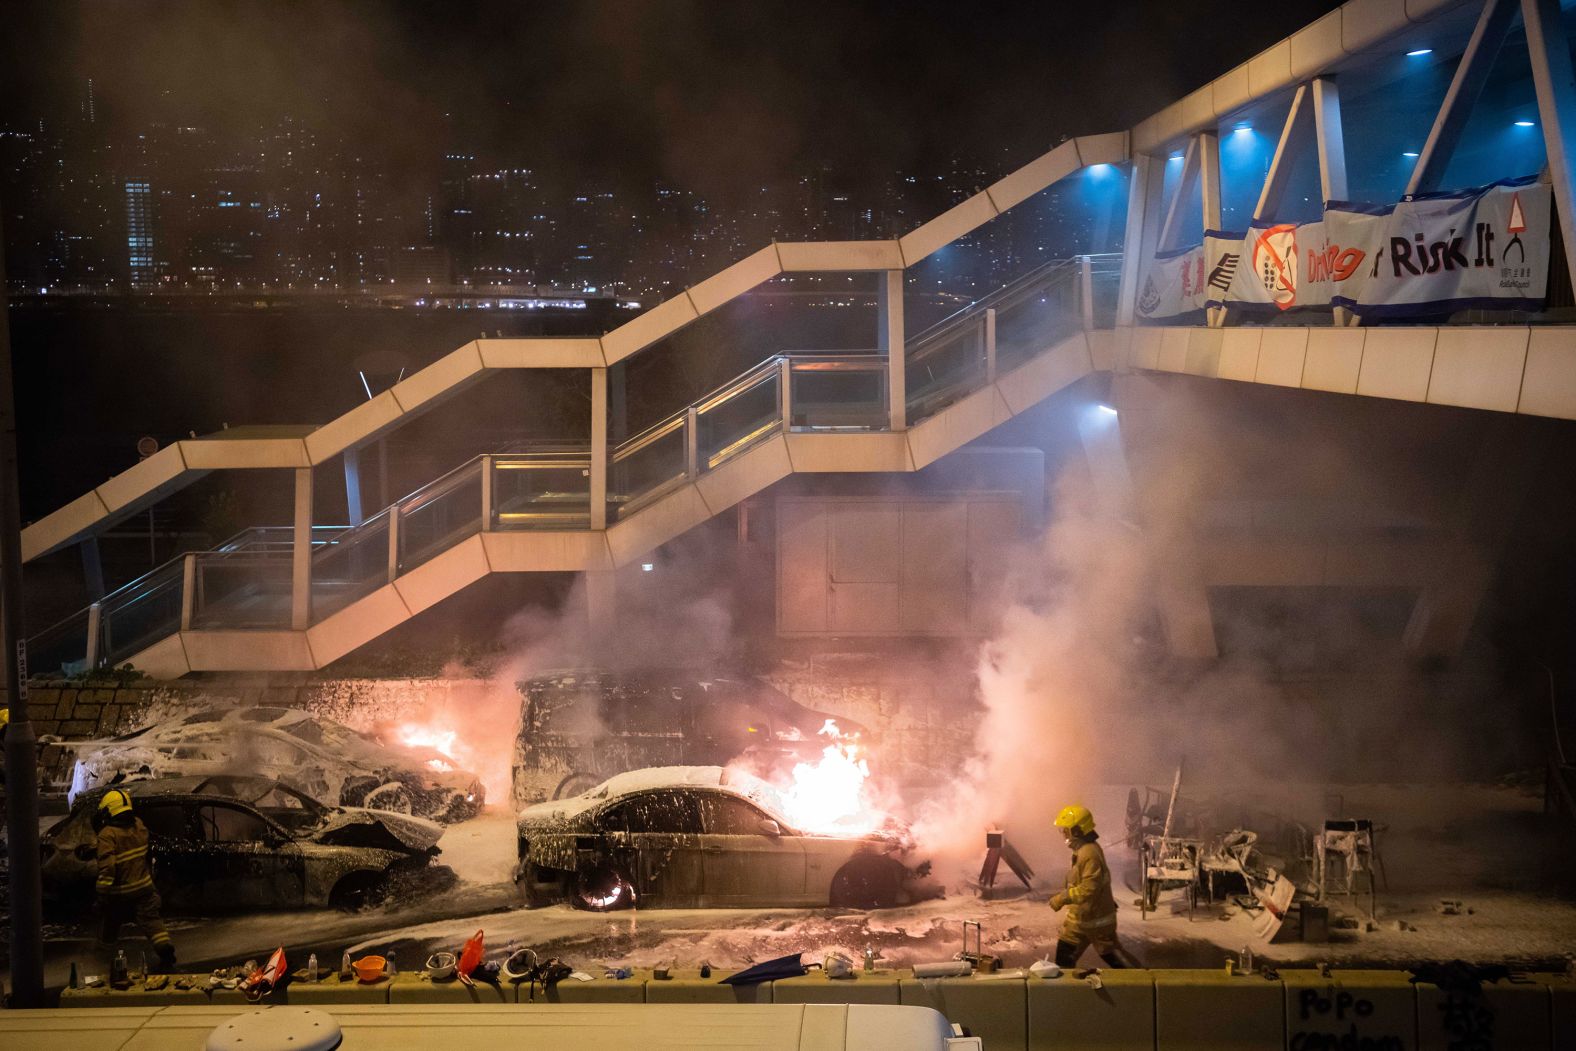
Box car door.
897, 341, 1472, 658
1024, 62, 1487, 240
137, 800, 207, 911
193, 801, 307, 909
599, 791, 705, 904
694, 790, 807, 906
798, 834, 872, 904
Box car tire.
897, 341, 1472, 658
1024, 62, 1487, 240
829, 857, 904, 909
571, 862, 635, 912
552, 772, 602, 800
363, 783, 413, 814
329, 871, 390, 911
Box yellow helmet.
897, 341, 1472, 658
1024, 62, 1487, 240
1054, 804, 1095, 837
98, 789, 134, 818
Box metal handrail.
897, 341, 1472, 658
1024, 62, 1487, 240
908, 254, 1105, 351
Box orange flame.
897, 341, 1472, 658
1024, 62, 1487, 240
779, 720, 884, 835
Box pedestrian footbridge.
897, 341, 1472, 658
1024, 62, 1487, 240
26, 0, 1576, 677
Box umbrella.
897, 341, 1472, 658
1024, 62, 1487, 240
719, 953, 807, 985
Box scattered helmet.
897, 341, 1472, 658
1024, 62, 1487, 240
1054, 804, 1095, 837
98, 789, 134, 818
425, 952, 457, 981
500, 947, 539, 983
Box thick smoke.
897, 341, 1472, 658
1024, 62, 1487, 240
912, 376, 1533, 873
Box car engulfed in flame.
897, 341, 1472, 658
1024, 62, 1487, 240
514, 766, 930, 911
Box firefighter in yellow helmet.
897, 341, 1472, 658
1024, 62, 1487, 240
93, 788, 176, 971
1049, 804, 1140, 968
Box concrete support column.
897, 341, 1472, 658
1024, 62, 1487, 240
585, 569, 617, 633
1115, 151, 1155, 329
590, 368, 608, 531
291, 467, 313, 631
343, 448, 364, 527
180, 553, 196, 631
84, 601, 102, 669
80, 535, 106, 600
878, 269, 905, 430
1079, 256, 1095, 331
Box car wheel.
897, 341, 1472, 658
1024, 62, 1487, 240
363, 783, 413, 814
572, 862, 635, 911
329, 871, 390, 911
552, 772, 602, 800
829, 857, 904, 909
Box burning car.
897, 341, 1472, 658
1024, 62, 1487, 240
42, 774, 445, 911
514, 766, 927, 911
512, 670, 871, 808
68, 706, 485, 823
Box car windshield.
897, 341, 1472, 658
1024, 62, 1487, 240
283, 720, 324, 745
181, 711, 223, 726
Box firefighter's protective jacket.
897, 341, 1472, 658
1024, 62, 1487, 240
1051, 834, 1118, 935
96, 815, 155, 896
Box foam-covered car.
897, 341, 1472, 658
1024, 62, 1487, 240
512, 670, 871, 808
42, 774, 446, 911
514, 766, 926, 910
68, 706, 484, 822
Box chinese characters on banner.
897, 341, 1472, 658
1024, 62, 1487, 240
1135, 176, 1550, 321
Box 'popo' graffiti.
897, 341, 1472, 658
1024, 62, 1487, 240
1290, 987, 1406, 1051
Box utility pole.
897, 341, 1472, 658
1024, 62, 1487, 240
0, 204, 45, 1006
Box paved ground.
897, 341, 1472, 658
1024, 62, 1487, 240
7, 781, 1575, 992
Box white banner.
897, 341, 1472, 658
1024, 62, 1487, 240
1138, 176, 1550, 320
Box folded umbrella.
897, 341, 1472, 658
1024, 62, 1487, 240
719, 953, 807, 985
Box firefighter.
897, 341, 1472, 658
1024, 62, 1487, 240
1049, 803, 1141, 968
94, 788, 176, 970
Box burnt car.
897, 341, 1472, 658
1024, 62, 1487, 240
512, 670, 871, 808
514, 766, 925, 911
68, 706, 484, 823
42, 774, 445, 912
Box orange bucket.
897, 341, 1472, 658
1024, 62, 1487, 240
352, 955, 386, 982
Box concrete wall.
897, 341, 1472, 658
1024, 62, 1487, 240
11, 658, 977, 793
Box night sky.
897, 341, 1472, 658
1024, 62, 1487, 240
2, 0, 1345, 196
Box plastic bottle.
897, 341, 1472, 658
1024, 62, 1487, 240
864, 945, 875, 973
340, 951, 352, 982
68, 962, 79, 989
1240, 945, 1253, 975
111, 950, 129, 987
307, 953, 318, 983
137, 951, 147, 979
386, 950, 397, 976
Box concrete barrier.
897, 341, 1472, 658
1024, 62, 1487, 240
1531, 972, 1575, 1046
535, 975, 647, 1004
1152, 968, 1285, 1050
644, 968, 770, 1004
773, 970, 903, 1005
899, 973, 1028, 1050
1415, 978, 1552, 1050
1027, 970, 1154, 1051
282, 975, 391, 1004
1281, 969, 1417, 1051
59, 981, 209, 1008
387, 973, 511, 1004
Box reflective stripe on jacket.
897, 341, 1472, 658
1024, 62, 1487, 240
1059, 837, 1118, 936
96, 817, 154, 896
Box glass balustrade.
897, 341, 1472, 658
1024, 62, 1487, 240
788, 354, 886, 430
28, 608, 93, 677
493, 447, 592, 529
994, 266, 1084, 372
396, 459, 484, 572
1087, 256, 1122, 329
190, 552, 292, 630
311, 509, 392, 620
696, 359, 783, 470
612, 415, 689, 519
906, 319, 988, 424
100, 561, 186, 663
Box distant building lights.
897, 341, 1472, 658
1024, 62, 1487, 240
1406, 48, 1433, 56
1514, 120, 1537, 127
